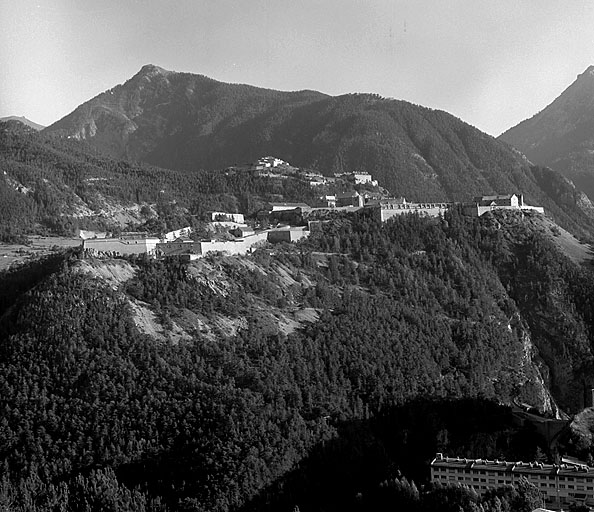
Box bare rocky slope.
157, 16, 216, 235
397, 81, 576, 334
74, 257, 320, 344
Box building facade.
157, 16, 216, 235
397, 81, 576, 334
431, 453, 594, 510
84, 236, 160, 256
463, 194, 544, 217
269, 202, 312, 212
267, 227, 310, 243
254, 156, 288, 169
156, 237, 201, 257
367, 193, 544, 221
163, 226, 193, 242
336, 191, 364, 208
369, 198, 452, 221
211, 212, 245, 224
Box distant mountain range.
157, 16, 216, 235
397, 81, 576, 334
0, 116, 45, 131
42, 65, 589, 212
500, 66, 594, 199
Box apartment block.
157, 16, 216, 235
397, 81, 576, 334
431, 453, 594, 510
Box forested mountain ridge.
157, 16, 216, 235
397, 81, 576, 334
6, 102, 594, 243
2, 209, 594, 510
0, 116, 45, 131
0, 120, 149, 238
6, 116, 594, 239
45, 64, 328, 169
42, 65, 594, 219
500, 65, 594, 200
0, 120, 319, 241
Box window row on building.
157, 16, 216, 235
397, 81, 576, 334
431, 453, 594, 509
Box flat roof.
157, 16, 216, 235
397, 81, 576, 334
431, 455, 594, 477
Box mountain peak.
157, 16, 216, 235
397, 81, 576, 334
137, 64, 171, 77
140, 63, 167, 72
580, 65, 594, 79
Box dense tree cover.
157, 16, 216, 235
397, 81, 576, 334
0, 121, 317, 240
0, 268, 332, 511
302, 208, 594, 412
486, 212, 594, 411
0, 250, 69, 317
2, 208, 586, 510
355, 477, 543, 512
241, 399, 545, 512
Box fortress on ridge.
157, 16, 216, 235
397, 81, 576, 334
464, 194, 544, 217
83, 223, 310, 259
370, 193, 544, 222
368, 197, 451, 221
81, 189, 544, 258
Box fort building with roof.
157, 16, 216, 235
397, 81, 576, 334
366, 197, 452, 221
366, 193, 544, 221
463, 194, 544, 217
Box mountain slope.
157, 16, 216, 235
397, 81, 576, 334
0, 116, 45, 131
40, 65, 594, 240
0, 120, 320, 240
38, 68, 572, 199
0, 120, 160, 238
45, 64, 328, 168
1, 209, 582, 510
500, 66, 594, 198
4, 207, 594, 509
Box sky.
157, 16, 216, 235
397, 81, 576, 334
2, 0, 594, 136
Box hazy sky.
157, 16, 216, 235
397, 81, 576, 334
2, 0, 594, 136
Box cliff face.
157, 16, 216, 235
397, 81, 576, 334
518, 325, 562, 418
485, 209, 594, 413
